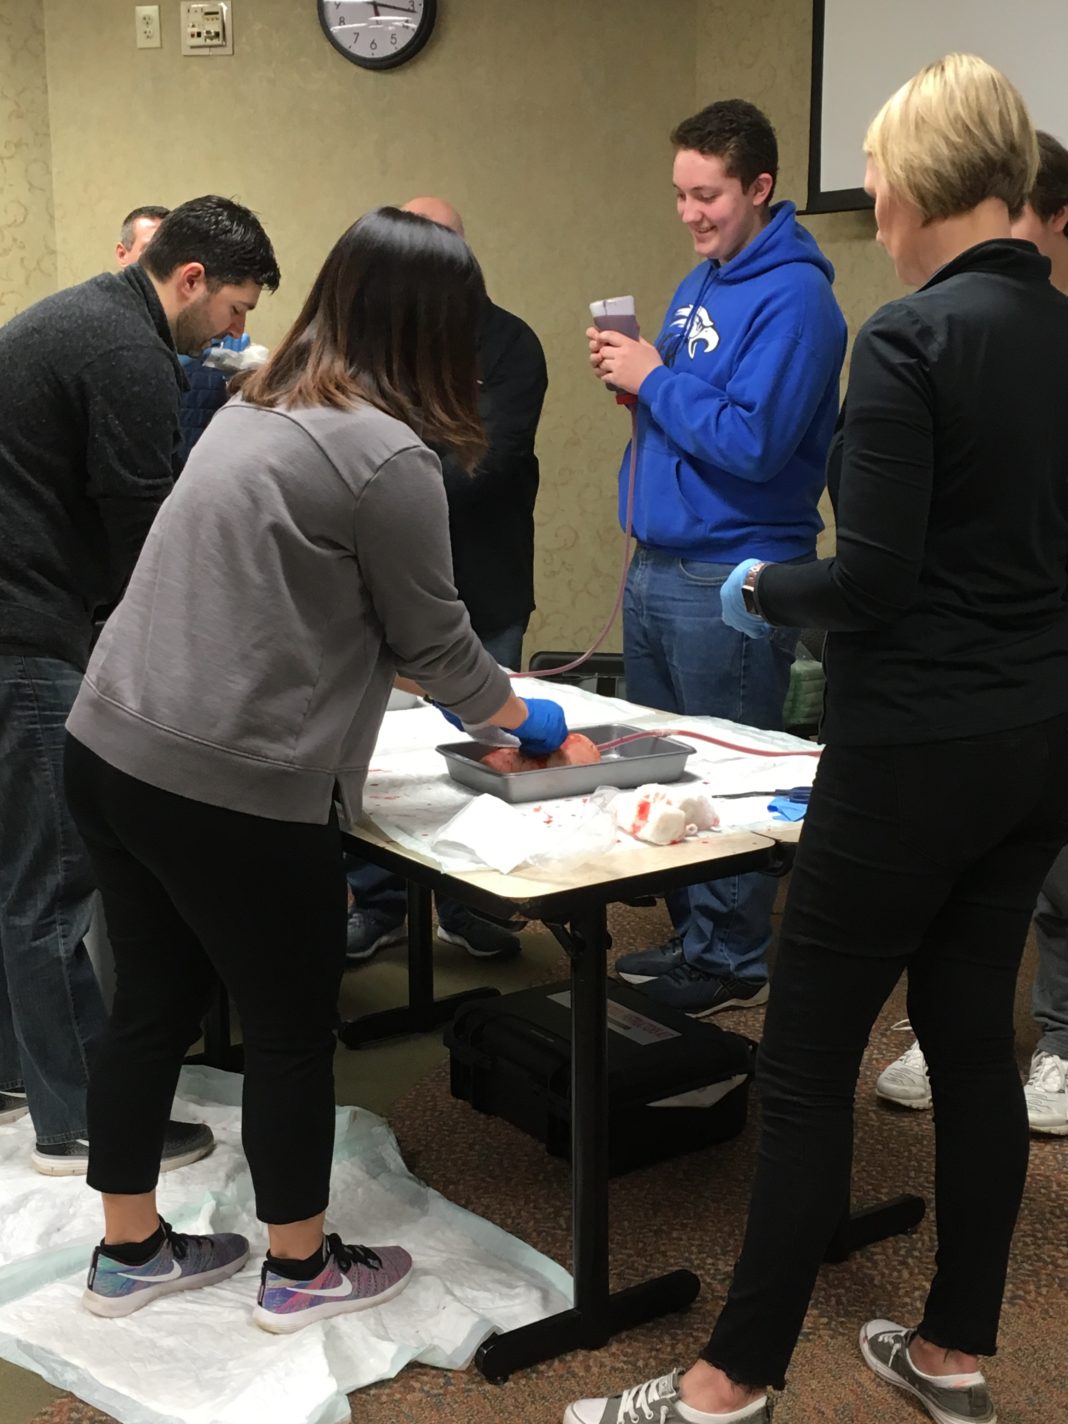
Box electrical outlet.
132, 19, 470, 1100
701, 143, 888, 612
135, 4, 161, 49
180, 2, 234, 57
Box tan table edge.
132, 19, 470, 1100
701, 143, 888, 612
346, 816, 778, 904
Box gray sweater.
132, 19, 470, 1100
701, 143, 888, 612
68, 398, 512, 823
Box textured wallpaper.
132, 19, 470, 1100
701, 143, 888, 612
0, 0, 55, 317
697, 0, 907, 554
29, 0, 910, 649
41, 0, 699, 656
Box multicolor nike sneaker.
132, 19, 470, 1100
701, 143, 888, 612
82, 1218, 250, 1317
253, 1232, 413, 1334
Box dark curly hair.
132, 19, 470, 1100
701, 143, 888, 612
141, 195, 280, 292
671, 99, 778, 202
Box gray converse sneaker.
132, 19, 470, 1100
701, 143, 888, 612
564, 1370, 771, 1424
860, 1320, 996, 1424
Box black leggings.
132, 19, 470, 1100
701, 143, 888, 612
65, 736, 347, 1224
702, 714, 1068, 1390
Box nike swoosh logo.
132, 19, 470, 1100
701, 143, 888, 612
282, 1280, 353, 1298
117, 1259, 183, 1283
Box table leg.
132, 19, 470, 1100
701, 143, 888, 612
474, 903, 700, 1383
824, 1194, 926, 1263
185, 980, 244, 1072
339, 881, 499, 1048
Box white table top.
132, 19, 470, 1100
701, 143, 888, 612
346, 680, 815, 895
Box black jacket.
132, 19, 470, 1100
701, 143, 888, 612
436, 297, 547, 636
0, 265, 182, 668
758, 241, 1068, 745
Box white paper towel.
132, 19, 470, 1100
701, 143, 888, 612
0, 1066, 571, 1424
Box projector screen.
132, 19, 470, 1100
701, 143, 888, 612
808, 0, 1068, 212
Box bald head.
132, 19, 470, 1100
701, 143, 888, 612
401, 196, 465, 237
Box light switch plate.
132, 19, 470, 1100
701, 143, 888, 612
180, 2, 234, 57
135, 5, 161, 49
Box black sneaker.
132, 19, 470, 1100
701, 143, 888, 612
437, 906, 521, 959
32, 1120, 215, 1178
346, 908, 407, 966
860, 1320, 996, 1423
615, 936, 685, 984
0, 1090, 28, 1126
632, 963, 769, 1018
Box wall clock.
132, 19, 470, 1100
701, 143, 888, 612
317, 1, 437, 71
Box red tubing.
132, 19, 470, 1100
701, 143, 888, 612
595, 729, 821, 759
511, 407, 638, 680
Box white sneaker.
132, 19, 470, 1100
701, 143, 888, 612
876, 1032, 932, 1110
1023, 1049, 1068, 1136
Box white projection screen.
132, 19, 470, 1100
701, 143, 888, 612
808, 0, 1068, 212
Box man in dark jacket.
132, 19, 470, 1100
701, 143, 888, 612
0, 196, 280, 1175
345, 196, 548, 963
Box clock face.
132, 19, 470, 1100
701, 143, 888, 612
318, 0, 437, 71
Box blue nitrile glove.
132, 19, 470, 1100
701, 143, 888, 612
767, 796, 807, 822
433, 702, 465, 733
512, 698, 568, 756
720, 560, 772, 639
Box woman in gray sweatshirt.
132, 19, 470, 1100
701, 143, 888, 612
64, 208, 567, 1333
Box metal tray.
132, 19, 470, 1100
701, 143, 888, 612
436, 723, 694, 805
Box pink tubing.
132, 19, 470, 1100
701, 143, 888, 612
510, 408, 638, 681
595, 729, 821, 759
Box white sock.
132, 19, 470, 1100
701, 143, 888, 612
908, 1351, 983, 1387
674, 1395, 768, 1423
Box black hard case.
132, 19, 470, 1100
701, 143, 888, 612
444, 978, 755, 1175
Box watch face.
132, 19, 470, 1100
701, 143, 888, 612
318, 0, 436, 71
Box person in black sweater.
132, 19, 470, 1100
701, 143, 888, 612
345, 196, 548, 964
566, 56, 1068, 1424
0, 197, 279, 1176
877, 130, 1068, 1130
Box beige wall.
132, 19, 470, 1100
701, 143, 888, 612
0, 0, 55, 316
697, 0, 906, 552
41, 0, 700, 654
20, 0, 909, 647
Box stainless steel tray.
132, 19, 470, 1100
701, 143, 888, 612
436, 723, 694, 804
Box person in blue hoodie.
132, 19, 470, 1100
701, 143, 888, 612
589, 99, 847, 1018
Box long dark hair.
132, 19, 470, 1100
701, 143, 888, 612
241, 207, 486, 470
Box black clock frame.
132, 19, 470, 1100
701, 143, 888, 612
317, 0, 437, 72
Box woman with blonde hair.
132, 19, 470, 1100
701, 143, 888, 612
567, 54, 1068, 1424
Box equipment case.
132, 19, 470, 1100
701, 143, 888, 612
444, 978, 755, 1175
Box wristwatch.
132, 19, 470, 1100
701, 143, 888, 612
740, 562, 768, 618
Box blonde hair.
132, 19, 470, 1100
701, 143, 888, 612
864, 53, 1038, 222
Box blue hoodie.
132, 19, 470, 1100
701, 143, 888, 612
622, 201, 847, 563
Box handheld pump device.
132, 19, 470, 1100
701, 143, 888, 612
589, 295, 639, 406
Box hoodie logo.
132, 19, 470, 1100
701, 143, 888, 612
670, 304, 719, 358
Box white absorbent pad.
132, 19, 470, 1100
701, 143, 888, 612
0, 1066, 571, 1424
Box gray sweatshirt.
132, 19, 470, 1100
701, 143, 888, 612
68, 397, 512, 823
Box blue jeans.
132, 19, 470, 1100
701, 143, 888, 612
1033, 846, 1068, 1058
623, 547, 800, 982
0, 656, 108, 1142
346, 620, 527, 925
